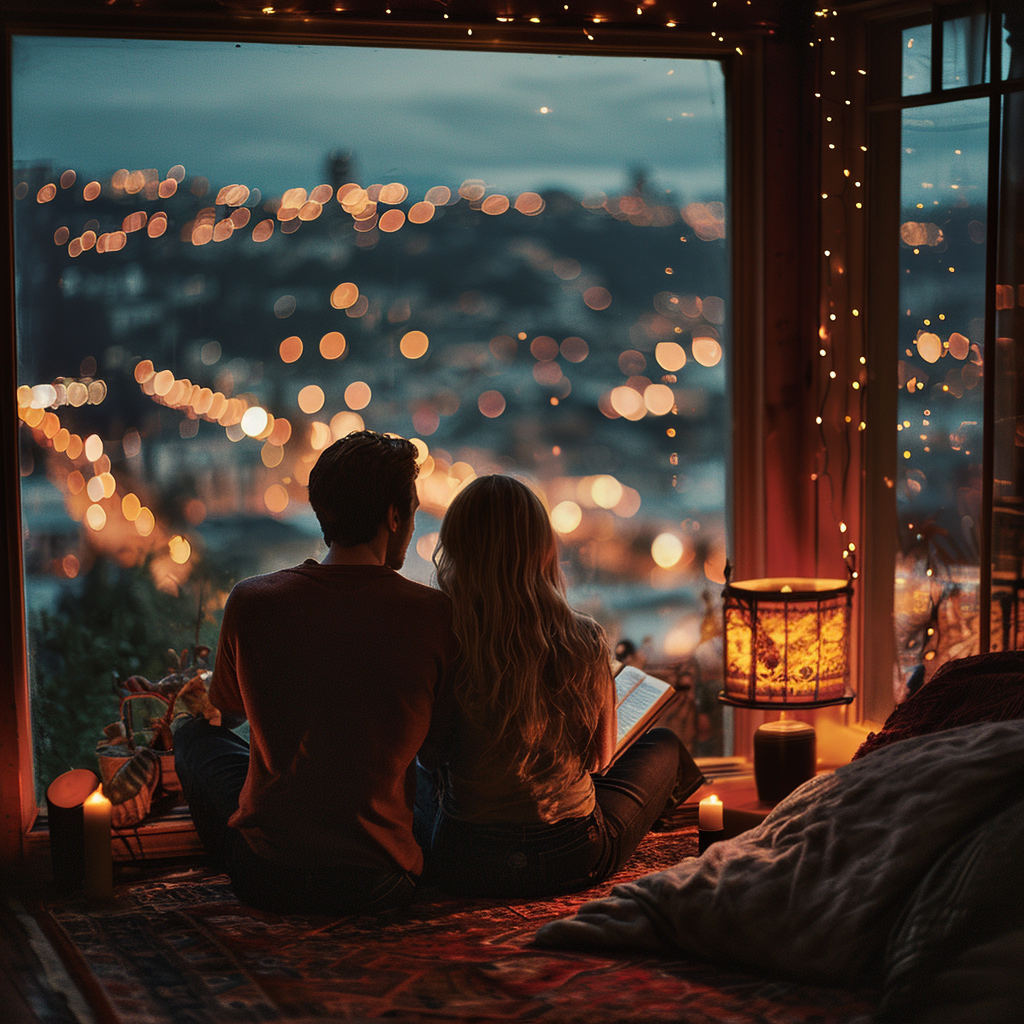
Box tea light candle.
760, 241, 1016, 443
698, 794, 723, 831
82, 786, 113, 899
698, 794, 725, 854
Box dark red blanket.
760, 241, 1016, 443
38, 825, 877, 1023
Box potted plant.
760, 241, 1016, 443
97, 647, 220, 827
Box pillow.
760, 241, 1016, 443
853, 651, 1024, 760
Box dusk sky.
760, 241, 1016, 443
12, 35, 727, 203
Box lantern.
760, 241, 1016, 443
721, 576, 854, 802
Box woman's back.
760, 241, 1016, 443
431, 612, 612, 824
430, 475, 613, 817
423, 474, 684, 898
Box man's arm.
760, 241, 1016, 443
207, 587, 248, 729
418, 670, 456, 770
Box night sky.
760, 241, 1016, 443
12, 35, 727, 202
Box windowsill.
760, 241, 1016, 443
25, 793, 203, 868
689, 756, 848, 837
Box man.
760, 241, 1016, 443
174, 430, 457, 914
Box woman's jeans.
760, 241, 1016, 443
425, 727, 686, 899
174, 716, 416, 915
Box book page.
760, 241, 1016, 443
614, 666, 645, 705
615, 672, 671, 747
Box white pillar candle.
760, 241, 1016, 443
699, 794, 723, 831
82, 787, 113, 898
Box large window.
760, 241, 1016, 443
12, 36, 732, 798
867, 1, 1024, 702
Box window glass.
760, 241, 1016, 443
903, 23, 933, 96
991, 84, 1024, 648
895, 97, 988, 700
12, 37, 732, 797
942, 13, 990, 89
1005, 9, 1024, 80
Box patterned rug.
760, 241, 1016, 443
38, 826, 878, 1024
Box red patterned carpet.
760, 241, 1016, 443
36, 825, 878, 1024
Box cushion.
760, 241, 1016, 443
853, 651, 1024, 760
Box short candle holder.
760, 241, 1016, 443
698, 827, 725, 854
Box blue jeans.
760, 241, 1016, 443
424, 728, 688, 898
174, 716, 416, 915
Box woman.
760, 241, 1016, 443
420, 474, 693, 898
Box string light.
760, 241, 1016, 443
812, 5, 868, 575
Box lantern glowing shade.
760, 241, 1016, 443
722, 578, 853, 705
722, 576, 854, 804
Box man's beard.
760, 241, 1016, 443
385, 516, 413, 569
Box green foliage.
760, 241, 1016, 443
29, 557, 225, 803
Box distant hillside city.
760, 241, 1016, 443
14, 152, 735, 782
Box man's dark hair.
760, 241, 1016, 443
307, 430, 418, 547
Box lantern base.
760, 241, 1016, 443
753, 719, 816, 804
717, 689, 855, 710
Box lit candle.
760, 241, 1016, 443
82, 787, 113, 899
699, 794, 723, 831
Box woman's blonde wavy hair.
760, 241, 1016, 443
433, 474, 609, 796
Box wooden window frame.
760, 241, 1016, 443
0, 1, 795, 867
852, 0, 1024, 720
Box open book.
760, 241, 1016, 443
611, 665, 680, 762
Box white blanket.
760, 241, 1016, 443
535, 718, 1024, 988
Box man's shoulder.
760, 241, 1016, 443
223, 564, 317, 608
228, 563, 448, 609
229, 564, 307, 592
385, 572, 452, 612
